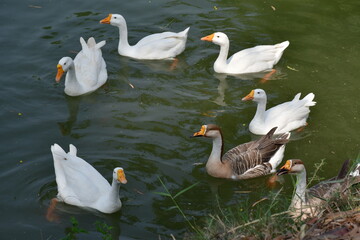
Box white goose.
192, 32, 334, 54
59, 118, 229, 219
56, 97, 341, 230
277, 159, 360, 220
192, 124, 290, 179
242, 89, 316, 135
55, 37, 108, 96
49, 144, 127, 214
201, 32, 289, 74
100, 14, 190, 60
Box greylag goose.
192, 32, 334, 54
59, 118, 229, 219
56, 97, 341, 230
277, 159, 360, 220
192, 125, 290, 179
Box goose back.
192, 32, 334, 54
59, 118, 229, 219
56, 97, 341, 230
222, 127, 289, 176
308, 159, 360, 201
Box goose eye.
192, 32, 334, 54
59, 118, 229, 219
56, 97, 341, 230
64, 63, 66, 65
217, 36, 220, 38
114, 17, 117, 19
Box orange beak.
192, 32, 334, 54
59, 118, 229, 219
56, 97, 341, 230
100, 14, 112, 24
276, 160, 292, 175
55, 64, 64, 83
242, 90, 255, 101
192, 125, 207, 137
117, 169, 127, 184
201, 33, 215, 42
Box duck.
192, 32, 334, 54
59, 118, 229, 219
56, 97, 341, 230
192, 125, 290, 179
55, 37, 108, 96
100, 14, 190, 60
277, 159, 360, 220
49, 144, 127, 214
242, 89, 316, 135
200, 32, 289, 74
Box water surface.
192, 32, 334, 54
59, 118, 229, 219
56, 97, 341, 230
0, 0, 359, 239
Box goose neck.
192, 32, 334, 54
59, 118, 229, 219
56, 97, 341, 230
109, 178, 121, 203
254, 98, 267, 121
214, 43, 229, 72
206, 132, 225, 175
116, 21, 130, 52
291, 170, 307, 208
64, 63, 80, 89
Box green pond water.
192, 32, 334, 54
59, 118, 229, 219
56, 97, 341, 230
0, 0, 359, 239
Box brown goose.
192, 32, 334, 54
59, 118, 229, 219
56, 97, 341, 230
192, 124, 290, 179
277, 159, 360, 220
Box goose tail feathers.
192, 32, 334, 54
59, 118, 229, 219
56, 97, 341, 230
276, 40, 290, 50
336, 159, 350, 180
69, 144, 78, 156
95, 40, 106, 50
51, 144, 68, 160
302, 93, 316, 106
87, 37, 96, 47
178, 27, 190, 38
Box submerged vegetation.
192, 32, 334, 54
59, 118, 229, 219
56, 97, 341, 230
60, 217, 113, 240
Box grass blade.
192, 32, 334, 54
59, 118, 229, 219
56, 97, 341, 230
153, 191, 171, 197
174, 182, 199, 199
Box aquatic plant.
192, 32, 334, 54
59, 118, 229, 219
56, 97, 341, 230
60, 217, 113, 240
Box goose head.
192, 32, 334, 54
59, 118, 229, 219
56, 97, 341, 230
113, 167, 127, 184
192, 124, 222, 139
201, 32, 229, 46
55, 57, 73, 82
100, 14, 126, 27
242, 89, 267, 103
276, 159, 305, 176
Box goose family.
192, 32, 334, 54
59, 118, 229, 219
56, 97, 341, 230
277, 159, 360, 220
201, 32, 289, 75
192, 124, 290, 179
49, 144, 127, 214
55, 37, 108, 96
242, 89, 316, 135
100, 14, 190, 60
48, 11, 360, 227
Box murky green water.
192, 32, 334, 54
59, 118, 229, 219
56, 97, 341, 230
1, 0, 359, 239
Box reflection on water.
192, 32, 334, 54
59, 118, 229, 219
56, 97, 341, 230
213, 73, 228, 106
57, 96, 81, 136
212, 69, 287, 106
